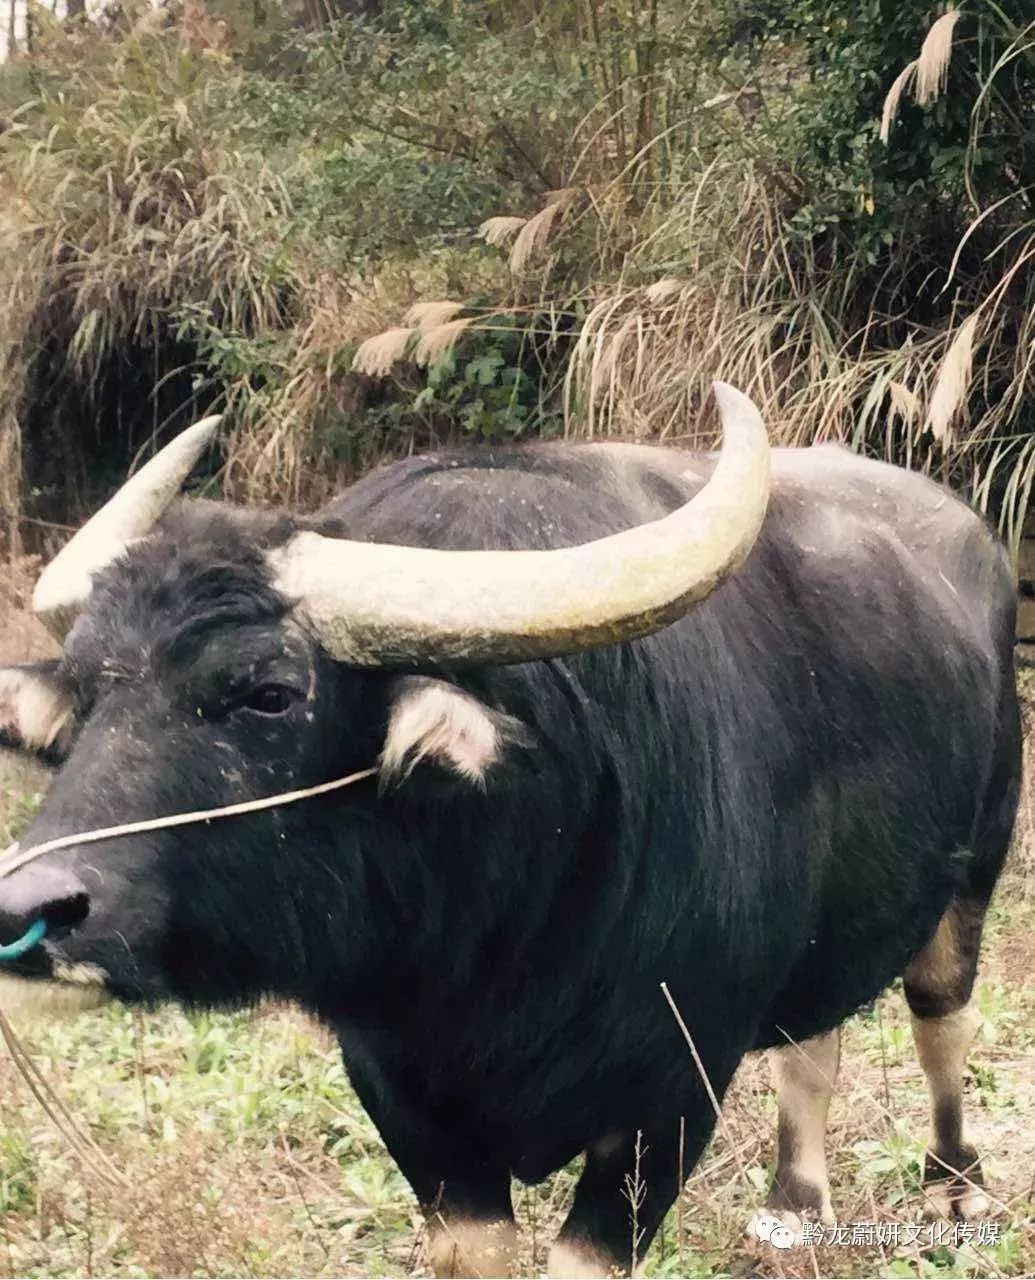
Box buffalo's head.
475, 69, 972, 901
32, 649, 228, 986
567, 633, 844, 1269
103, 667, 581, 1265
0, 385, 769, 1013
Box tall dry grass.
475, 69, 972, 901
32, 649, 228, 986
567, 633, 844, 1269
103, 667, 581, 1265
0, 10, 304, 539
0, 0, 1030, 554
350, 6, 1034, 557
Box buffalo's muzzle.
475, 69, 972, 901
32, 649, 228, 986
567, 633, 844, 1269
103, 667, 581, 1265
0, 862, 90, 955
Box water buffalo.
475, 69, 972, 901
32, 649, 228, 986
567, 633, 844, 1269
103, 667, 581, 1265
0, 384, 1021, 1276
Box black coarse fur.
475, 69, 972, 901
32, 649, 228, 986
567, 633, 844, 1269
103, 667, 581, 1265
0, 442, 1021, 1266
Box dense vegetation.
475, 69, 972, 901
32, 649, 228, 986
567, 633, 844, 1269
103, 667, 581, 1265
0, 0, 1030, 552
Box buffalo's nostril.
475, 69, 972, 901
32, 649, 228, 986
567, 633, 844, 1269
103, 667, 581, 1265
40, 891, 90, 934
0, 865, 89, 950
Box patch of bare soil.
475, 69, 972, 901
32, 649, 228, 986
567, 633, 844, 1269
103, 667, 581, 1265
0, 557, 55, 665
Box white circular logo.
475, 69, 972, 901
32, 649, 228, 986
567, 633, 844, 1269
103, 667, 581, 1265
753, 1212, 795, 1249
770, 1225, 796, 1250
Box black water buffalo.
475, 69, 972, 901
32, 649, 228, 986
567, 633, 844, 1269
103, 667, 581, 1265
0, 385, 1021, 1277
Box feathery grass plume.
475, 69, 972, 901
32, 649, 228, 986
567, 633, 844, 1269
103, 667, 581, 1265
889, 380, 921, 427
590, 310, 641, 421
643, 278, 685, 305
563, 291, 628, 432
510, 205, 566, 274
404, 300, 466, 331
479, 216, 527, 247
413, 317, 474, 367
880, 60, 918, 143
925, 312, 981, 443
352, 327, 416, 378
542, 187, 580, 209
509, 190, 578, 275
880, 11, 958, 142
915, 10, 960, 104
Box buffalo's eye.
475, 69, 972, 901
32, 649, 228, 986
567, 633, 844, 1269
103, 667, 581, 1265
239, 684, 298, 716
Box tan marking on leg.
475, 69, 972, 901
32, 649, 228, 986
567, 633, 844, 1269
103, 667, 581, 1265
426, 1216, 519, 1279
904, 907, 974, 1012
767, 1028, 839, 1225
910, 1004, 989, 1218
548, 1240, 624, 1278
911, 1004, 976, 1135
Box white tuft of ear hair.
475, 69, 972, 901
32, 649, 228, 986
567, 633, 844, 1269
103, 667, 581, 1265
0, 667, 75, 756
381, 677, 525, 786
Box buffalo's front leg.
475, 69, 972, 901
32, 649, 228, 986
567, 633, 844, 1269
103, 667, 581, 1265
340, 1045, 517, 1278
424, 1209, 519, 1280
386, 1132, 517, 1278
766, 1027, 840, 1225
548, 1114, 715, 1278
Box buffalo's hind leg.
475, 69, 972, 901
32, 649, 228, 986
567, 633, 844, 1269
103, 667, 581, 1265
905, 676, 1018, 1222
904, 896, 990, 1220
765, 1027, 840, 1227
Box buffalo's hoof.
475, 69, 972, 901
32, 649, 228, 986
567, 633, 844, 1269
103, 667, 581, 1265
922, 1148, 990, 1220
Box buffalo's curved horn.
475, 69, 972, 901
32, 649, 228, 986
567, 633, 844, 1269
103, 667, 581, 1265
269, 382, 770, 667
32, 416, 221, 637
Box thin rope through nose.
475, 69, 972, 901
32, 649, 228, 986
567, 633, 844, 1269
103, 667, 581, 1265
0, 766, 379, 880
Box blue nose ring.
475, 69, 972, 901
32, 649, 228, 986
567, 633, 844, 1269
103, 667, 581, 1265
0, 918, 48, 961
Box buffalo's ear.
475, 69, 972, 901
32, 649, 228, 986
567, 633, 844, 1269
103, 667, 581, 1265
380, 676, 528, 787
0, 662, 76, 763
